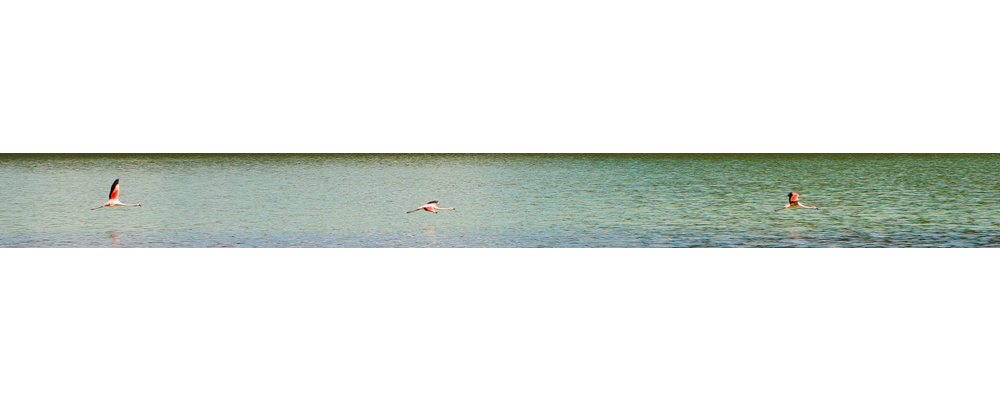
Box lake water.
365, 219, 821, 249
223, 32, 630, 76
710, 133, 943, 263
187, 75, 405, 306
1, 154, 997, 247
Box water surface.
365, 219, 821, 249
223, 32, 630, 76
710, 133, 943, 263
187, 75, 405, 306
1, 154, 997, 247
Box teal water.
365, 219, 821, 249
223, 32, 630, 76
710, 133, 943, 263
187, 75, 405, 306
1, 154, 998, 247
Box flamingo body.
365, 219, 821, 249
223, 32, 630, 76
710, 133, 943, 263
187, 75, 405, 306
407, 201, 456, 214
92, 179, 141, 210
776, 192, 818, 211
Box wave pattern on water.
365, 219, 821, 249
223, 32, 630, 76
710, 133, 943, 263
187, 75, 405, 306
1, 154, 998, 248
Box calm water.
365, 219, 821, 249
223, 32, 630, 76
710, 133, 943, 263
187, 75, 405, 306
1, 154, 998, 247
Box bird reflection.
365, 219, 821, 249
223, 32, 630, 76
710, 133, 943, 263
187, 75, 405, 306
789, 229, 804, 248
109, 231, 122, 247
423, 226, 437, 247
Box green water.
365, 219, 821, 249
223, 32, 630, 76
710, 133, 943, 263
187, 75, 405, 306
1, 154, 997, 247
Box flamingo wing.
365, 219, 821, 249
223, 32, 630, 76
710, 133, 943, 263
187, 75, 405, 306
108, 179, 121, 200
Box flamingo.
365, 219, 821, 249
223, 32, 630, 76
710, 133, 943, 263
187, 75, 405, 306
775, 192, 818, 211
407, 201, 455, 214
92, 179, 141, 210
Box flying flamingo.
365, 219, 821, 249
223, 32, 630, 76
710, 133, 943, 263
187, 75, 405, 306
92, 179, 141, 210
407, 201, 455, 214
775, 192, 818, 211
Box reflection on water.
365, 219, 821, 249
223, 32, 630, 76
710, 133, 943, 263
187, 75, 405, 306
0, 154, 998, 247
109, 231, 122, 247
423, 226, 437, 248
